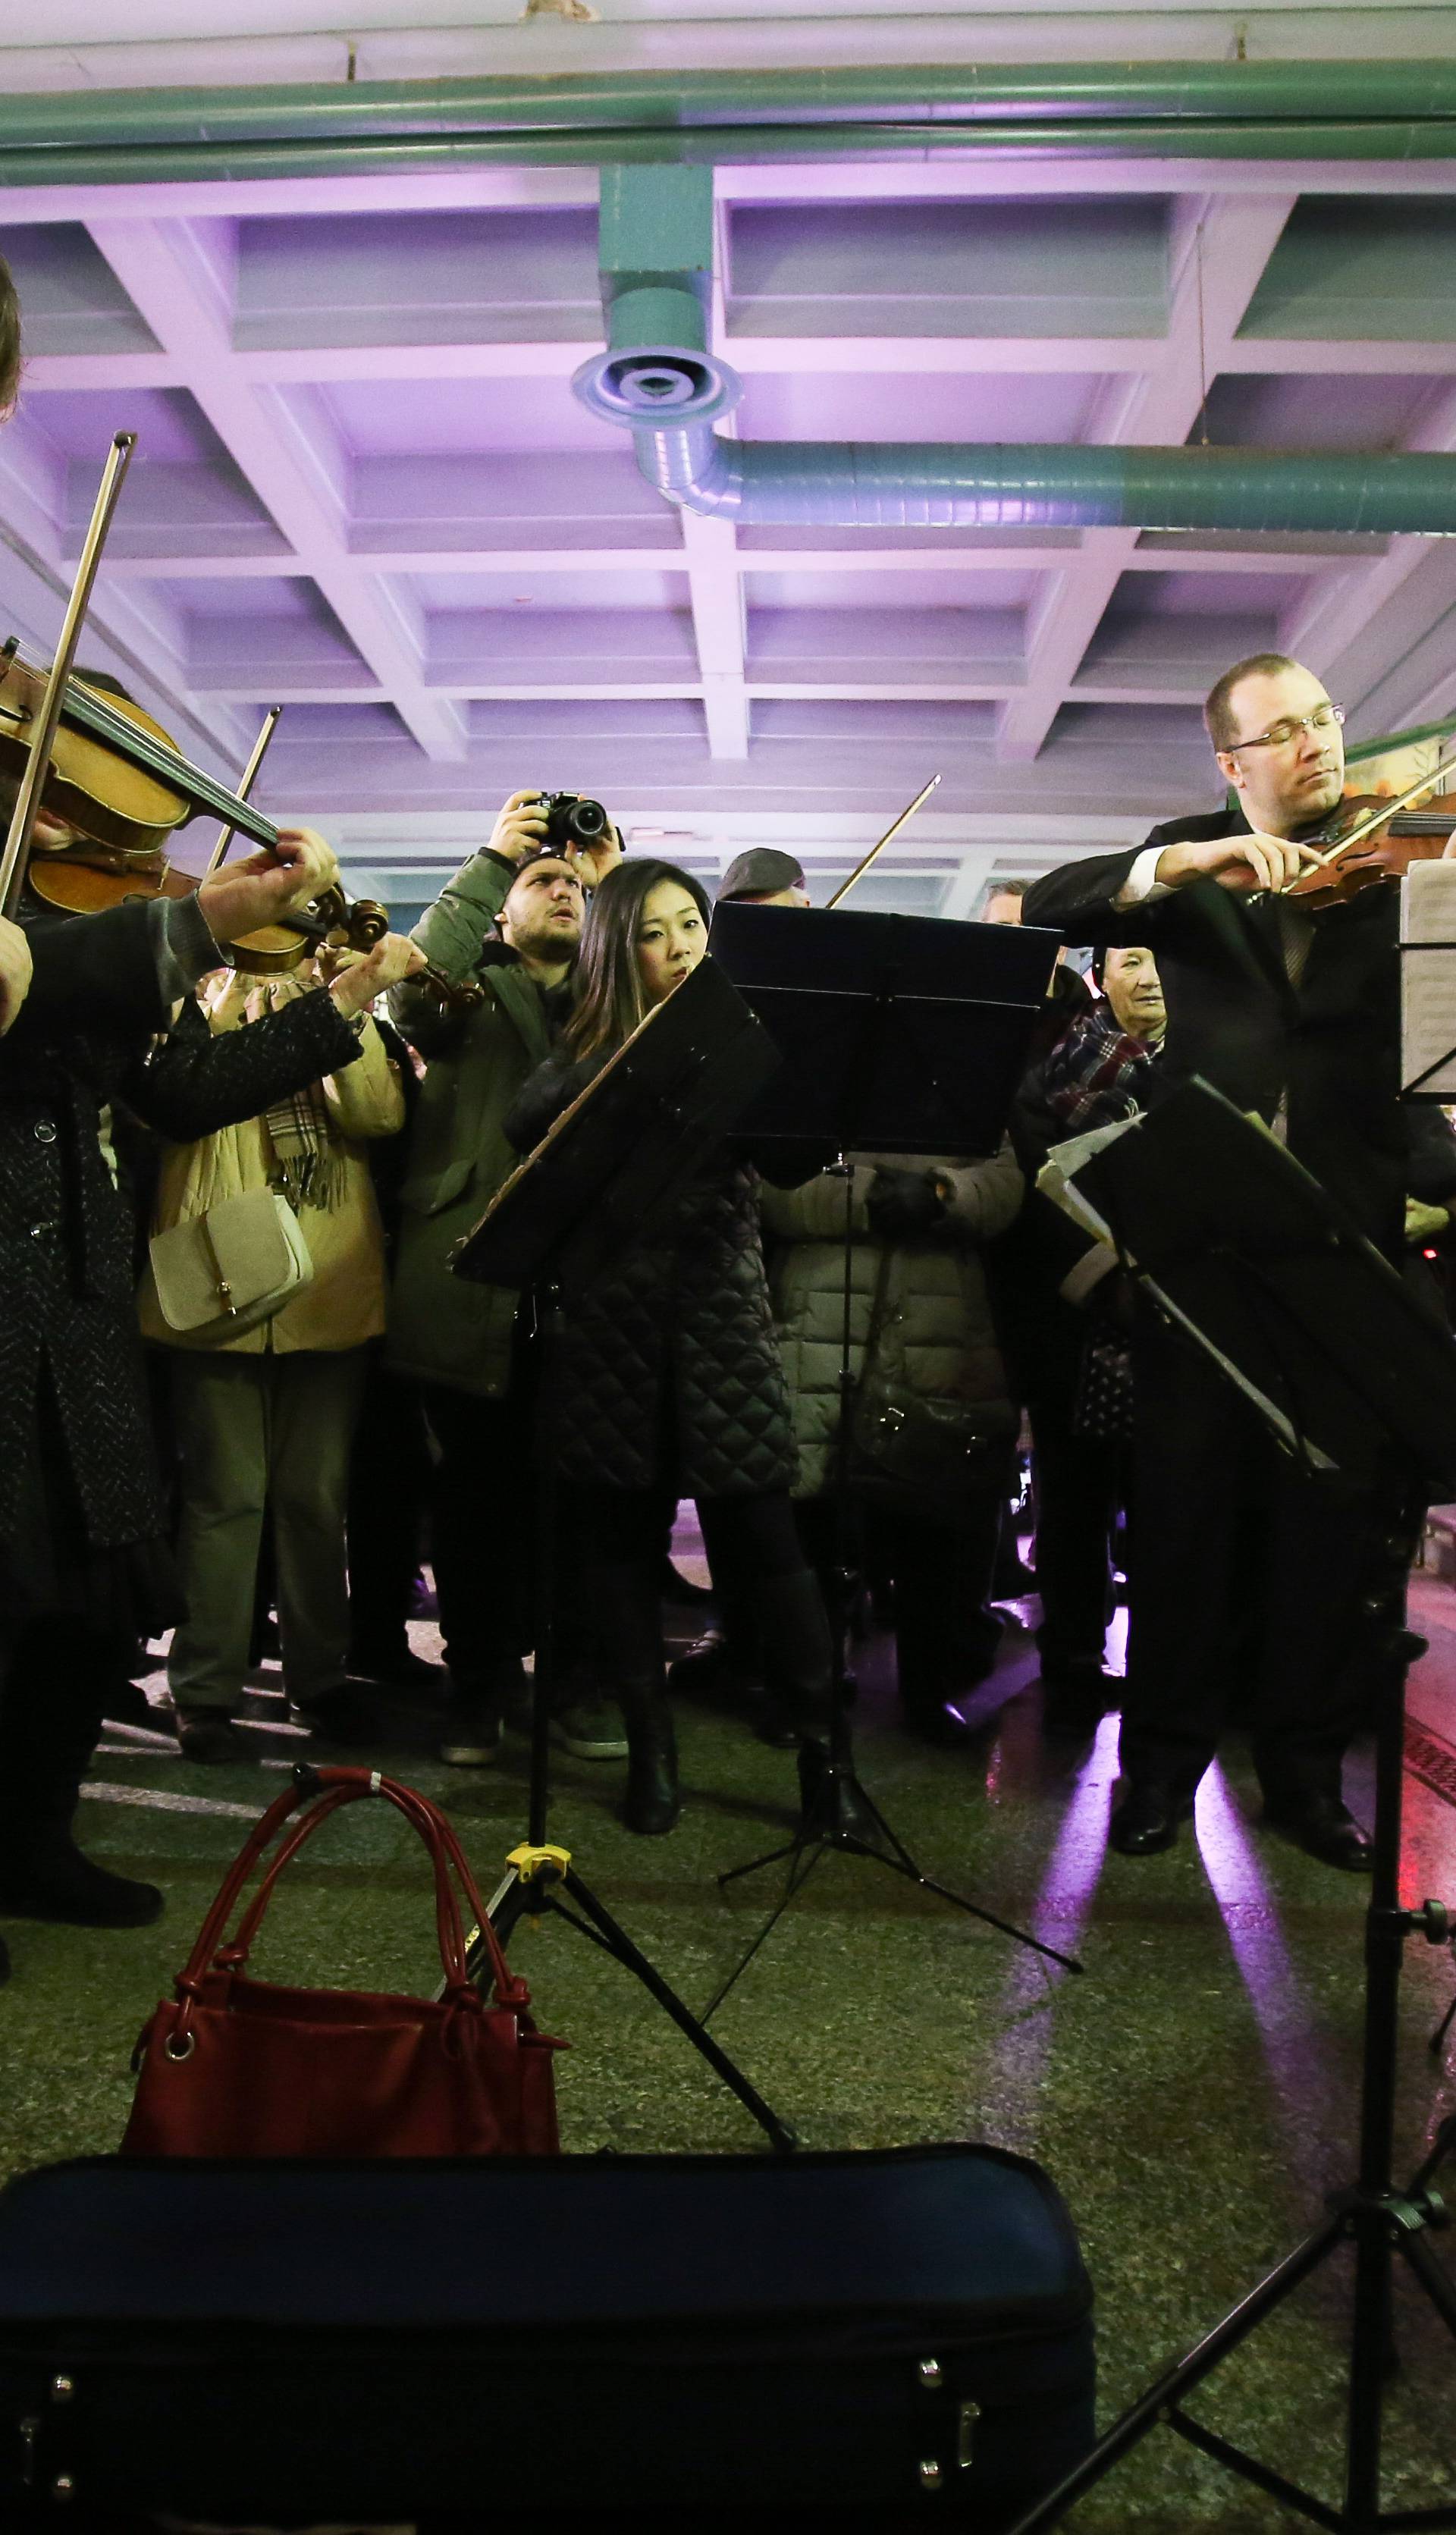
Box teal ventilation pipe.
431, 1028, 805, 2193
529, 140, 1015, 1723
2, 63, 1456, 177
573, 168, 1456, 535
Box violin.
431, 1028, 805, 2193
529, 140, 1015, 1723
2, 645, 481, 1004
0, 432, 475, 1008
1282, 758, 1456, 912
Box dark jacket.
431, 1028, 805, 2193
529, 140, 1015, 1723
387, 850, 563, 1400
504, 1052, 796, 1498
1, 948, 361, 1557
985, 965, 1111, 1398
1022, 806, 1408, 1256
762, 1147, 1022, 1498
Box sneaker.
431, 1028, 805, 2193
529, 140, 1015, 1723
175, 1712, 256, 1765
551, 1698, 629, 1762
439, 1703, 504, 1768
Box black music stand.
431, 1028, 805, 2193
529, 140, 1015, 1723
449, 957, 798, 2152
1008, 1078, 1456, 2535
700, 902, 1082, 2019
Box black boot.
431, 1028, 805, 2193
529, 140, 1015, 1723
594, 1562, 681, 1836
0, 1623, 165, 1930
620, 1689, 681, 1836
0, 1823, 164, 1928
755, 1570, 878, 1838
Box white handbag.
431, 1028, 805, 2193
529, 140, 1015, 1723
148, 1189, 314, 1344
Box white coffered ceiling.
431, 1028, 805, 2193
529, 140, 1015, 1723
2, 3, 1455, 920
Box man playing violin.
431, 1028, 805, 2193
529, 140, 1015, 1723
0, 252, 434, 1975
1024, 652, 1425, 1873
0, 808, 424, 1972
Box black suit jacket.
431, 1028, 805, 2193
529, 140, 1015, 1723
1022, 806, 1406, 1255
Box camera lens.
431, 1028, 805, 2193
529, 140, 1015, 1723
566, 798, 607, 843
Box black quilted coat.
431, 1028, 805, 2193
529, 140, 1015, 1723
506, 1053, 797, 1497
1, 905, 363, 1564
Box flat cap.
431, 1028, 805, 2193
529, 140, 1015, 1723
717, 847, 808, 902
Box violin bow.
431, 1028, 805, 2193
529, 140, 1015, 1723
0, 432, 136, 920
1279, 743, 1456, 891
204, 705, 284, 877
826, 773, 942, 910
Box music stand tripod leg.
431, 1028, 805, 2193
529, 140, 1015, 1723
1002, 1468, 1456, 2533
458, 1278, 798, 2156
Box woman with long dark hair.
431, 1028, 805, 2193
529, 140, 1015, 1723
505, 860, 849, 1834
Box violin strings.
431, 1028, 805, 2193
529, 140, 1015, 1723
8, 645, 271, 840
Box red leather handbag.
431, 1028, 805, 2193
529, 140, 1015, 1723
122, 1766, 563, 2158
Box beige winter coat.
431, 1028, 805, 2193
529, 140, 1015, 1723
137, 973, 405, 1354
761, 1144, 1023, 1498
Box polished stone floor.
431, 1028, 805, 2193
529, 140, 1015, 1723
3, 1533, 1455, 2533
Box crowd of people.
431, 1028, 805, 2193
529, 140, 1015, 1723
4, 240, 1454, 1992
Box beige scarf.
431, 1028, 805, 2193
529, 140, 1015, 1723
202, 969, 347, 1213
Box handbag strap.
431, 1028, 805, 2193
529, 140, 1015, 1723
197, 1209, 237, 1319
226, 1785, 474, 1991
228, 1777, 518, 2008
170, 1770, 522, 2035
856, 1238, 896, 1398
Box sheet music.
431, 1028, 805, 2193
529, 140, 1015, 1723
1040, 1113, 1338, 1472
1037, 1113, 1141, 1247
1401, 860, 1456, 1097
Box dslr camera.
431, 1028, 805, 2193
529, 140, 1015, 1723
538, 792, 612, 852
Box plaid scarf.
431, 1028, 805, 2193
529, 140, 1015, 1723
1040, 1000, 1162, 1134
202, 971, 346, 1212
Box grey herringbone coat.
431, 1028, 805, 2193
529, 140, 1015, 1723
1, 911, 362, 1560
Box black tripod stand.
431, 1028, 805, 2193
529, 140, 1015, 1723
449, 959, 798, 2153
1007, 1081, 1456, 2535
702, 900, 1083, 2018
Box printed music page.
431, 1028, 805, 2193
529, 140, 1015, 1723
1037, 1114, 1141, 1246
1401, 861, 1456, 1097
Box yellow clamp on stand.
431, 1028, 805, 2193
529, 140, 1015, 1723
507, 1843, 572, 1922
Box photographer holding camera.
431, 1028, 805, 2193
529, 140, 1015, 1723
387, 789, 622, 1765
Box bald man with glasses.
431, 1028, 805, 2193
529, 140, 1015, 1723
1022, 651, 1426, 1873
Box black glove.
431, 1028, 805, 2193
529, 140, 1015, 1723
865, 1167, 947, 1241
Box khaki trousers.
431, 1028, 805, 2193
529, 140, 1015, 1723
166, 1348, 369, 1715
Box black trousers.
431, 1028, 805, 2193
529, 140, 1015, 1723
347, 1353, 431, 1658
1025, 1388, 1119, 1675
796, 1485, 1005, 1712
585, 1488, 820, 1692
0, 1617, 116, 1851
421, 1379, 537, 1693
590, 1487, 809, 1589
988, 1239, 1116, 1674
1122, 1304, 1385, 1802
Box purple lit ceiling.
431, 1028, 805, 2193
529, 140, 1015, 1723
3, 15, 1456, 918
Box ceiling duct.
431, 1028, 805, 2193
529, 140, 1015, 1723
573, 168, 1456, 536
2, 63, 1456, 177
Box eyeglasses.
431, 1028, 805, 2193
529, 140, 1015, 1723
1225, 704, 1345, 753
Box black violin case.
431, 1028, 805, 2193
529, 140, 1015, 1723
0, 2144, 1094, 2530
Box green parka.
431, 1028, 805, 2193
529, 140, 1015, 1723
385, 849, 559, 1400
761, 1144, 1024, 1498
